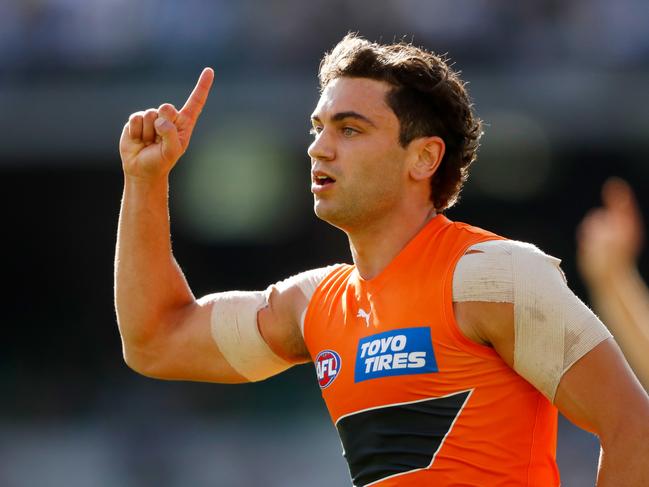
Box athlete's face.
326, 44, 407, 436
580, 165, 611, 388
308, 77, 413, 231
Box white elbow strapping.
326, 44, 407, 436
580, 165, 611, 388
453, 240, 611, 401
206, 266, 338, 383
207, 291, 291, 382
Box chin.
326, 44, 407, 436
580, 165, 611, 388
313, 201, 332, 222
314, 201, 342, 226
314, 201, 358, 232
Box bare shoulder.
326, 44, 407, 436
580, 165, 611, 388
258, 265, 340, 364
258, 283, 311, 363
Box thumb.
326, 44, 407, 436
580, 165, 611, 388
155, 117, 183, 163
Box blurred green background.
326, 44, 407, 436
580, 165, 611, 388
2, 1, 649, 485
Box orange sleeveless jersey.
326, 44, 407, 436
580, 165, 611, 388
303, 215, 559, 487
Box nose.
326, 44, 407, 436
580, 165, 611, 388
307, 129, 335, 163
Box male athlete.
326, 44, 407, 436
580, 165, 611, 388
115, 34, 649, 485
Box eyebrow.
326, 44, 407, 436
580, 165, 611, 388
311, 111, 377, 127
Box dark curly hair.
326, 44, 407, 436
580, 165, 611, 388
318, 33, 482, 212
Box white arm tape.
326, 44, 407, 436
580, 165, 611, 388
453, 240, 612, 401
205, 290, 291, 382
204, 266, 338, 383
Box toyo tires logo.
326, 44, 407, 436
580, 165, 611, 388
354, 327, 438, 382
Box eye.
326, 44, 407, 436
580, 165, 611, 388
310, 125, 323, 136
342, 127, 358, 137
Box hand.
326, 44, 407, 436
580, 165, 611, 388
119, 67, 214, 180
577, 178, 645, 283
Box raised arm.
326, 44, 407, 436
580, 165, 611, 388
577, 178, 649, 390
114, 69, 308, 383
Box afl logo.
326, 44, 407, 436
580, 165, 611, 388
315, 350, 342, 389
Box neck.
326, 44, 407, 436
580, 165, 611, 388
348, 204, 437, 280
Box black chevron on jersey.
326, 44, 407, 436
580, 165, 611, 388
336, 390, 471, 486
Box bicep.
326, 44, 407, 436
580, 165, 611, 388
125, 296, 249, 383
160, 281, 318, 383
182, 288, 307, 382
126, 288, 303, 383
127, 266, 333, 383
554, 337, 649, 437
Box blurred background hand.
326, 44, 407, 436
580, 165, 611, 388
577, 178, 644, 285
577, 177, 649, 392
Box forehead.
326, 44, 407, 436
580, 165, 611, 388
312, 77, 395, 123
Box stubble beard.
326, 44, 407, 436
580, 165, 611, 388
313, 188, 396, 235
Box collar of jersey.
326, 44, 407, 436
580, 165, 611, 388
351, 214, 450, 295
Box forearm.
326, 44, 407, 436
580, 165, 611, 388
587, 268, 649, 390
114, 175, 195, 347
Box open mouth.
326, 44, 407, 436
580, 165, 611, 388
314, 175, 336, 186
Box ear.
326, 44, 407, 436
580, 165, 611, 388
409, 136, 445, 181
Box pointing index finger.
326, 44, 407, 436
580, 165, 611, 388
180, 67, 214, 124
